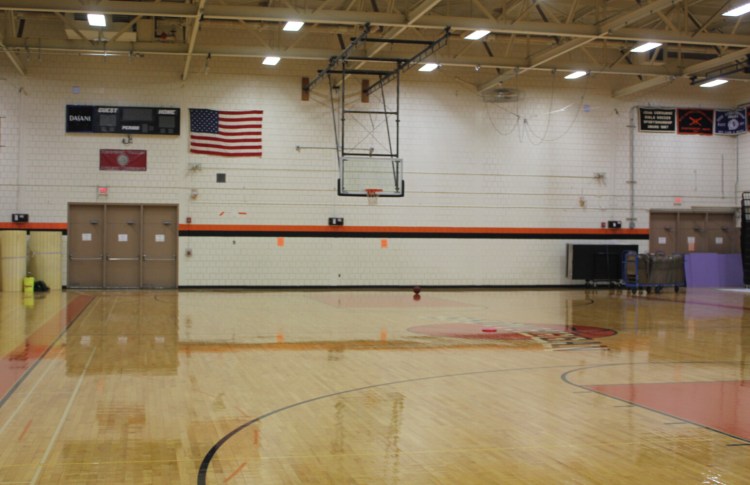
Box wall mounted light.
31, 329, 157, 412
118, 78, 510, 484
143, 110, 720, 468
263, 56, 281, 66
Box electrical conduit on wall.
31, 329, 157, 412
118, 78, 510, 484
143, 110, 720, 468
628, 106, 637, 229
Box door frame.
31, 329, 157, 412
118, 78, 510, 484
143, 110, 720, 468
649, 209, 739, 254
67, 203, 179, 289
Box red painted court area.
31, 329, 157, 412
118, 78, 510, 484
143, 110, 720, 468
587, 380, 750, 442
408, 322, 616, 340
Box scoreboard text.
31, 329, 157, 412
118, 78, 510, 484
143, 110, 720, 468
66, 105, 180, 135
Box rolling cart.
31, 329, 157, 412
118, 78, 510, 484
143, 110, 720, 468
622, 251, 685, 295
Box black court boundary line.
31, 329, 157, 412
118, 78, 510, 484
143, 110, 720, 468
196, 363, 582, 485
561, 361, 750, 446
0, 295, 96, 410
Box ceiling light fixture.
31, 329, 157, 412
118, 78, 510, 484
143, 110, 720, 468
465, 30, 490, 41
263, 56, 281, 66
630, 42, 662, 53
419, 63, 439, 72
283, 21, 304, 32
700, 79, 728, 88
80, 52, 122, 57
564, 70, 587, 79
87, 13, 106, 27
723, 2, 750, 16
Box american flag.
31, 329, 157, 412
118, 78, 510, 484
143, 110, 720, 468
189, 109, 263, 157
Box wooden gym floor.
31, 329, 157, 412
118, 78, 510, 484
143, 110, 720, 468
1, 287, 749, 484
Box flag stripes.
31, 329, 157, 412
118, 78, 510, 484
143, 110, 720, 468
189, 109, 263, 157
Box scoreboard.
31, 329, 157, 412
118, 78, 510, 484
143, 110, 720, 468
66, 105, 180, 135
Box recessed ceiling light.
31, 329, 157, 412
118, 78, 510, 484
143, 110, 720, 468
630, 42, 662, 53
700, 79, 728, 88
723, 2, 750, 16
419, 63, 439, 72
283, 21, 304, 32
465, 30, 490, 41
87, 13, 106, 27
263, 56, 281, 66
564, 70, 587, 79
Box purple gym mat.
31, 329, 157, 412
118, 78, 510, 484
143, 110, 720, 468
684, 253, 744, 287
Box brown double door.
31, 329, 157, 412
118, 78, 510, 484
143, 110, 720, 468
68, 204, 178, 289
649, 210, 739, 254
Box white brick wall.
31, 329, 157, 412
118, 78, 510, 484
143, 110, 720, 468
0, 55, 745, 286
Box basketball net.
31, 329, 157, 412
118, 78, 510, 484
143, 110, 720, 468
365, 188, 382, 205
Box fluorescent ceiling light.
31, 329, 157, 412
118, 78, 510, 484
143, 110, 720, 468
700, 79, 728, 88
283, 21, 304, 31
564, 70, 587, 79
723, 2, 750, 16
419, 63, 439, 72
262, 56, 281, 66
87, 13, 106, 27
465, 30, 490, 40
630, 42, 662, 53
80, 52, 121, 57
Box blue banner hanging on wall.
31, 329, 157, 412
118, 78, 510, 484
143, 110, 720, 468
714, 109, 747, 135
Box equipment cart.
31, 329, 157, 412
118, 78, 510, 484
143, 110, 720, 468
622, 251, 685, 295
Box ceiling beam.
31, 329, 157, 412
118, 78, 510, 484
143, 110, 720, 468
0, 39, 25, 75
478, 0, 684, 92
407, 0, 442, 24
613, 45, 750, 97
691, 0, 732, 37
471, 0, 496, 22
612, 75, 674, 97
181, 0, 206, 81
0, 0, 195, 18
682, 45, 750, 75
350, 0, 442, 70
608, 28, 750, 48
54, 12, 89, 42
2, 0, 749, 49
0, 36, 699, 78
110, 15, 142, 43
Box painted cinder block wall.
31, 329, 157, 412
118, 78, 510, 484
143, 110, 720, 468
0, 55, 747, 286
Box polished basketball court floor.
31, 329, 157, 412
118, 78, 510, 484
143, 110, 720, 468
1, 287, 749, 484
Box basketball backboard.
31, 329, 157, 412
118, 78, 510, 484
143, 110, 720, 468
338, 156, 404, 197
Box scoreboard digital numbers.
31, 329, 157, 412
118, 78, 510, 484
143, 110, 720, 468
66, 105, 180, 135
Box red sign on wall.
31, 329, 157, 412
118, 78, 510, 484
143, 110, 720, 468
99, 149, 147, 171
677, 108, 714, 135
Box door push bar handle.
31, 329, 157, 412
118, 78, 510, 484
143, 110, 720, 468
143, 255, 177, 261
106, 257, 140, 261
69, 256, 104, 261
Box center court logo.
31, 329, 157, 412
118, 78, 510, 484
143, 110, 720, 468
407, 322, 615, 351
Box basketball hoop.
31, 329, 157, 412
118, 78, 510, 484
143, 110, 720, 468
365, 188, 382, 205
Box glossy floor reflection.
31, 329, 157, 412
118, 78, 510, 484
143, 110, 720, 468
0, 288, 749, 484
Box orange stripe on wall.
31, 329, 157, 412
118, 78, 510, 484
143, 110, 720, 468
0, 222, 649, 237
0, 223, 67, 231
